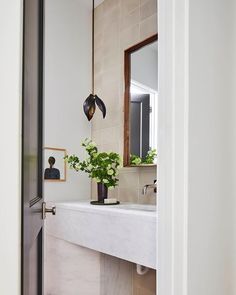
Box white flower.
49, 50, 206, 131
83, 138, 90, 145
87, 164, 93, 170
103, 179, 109, 184
76, 164, 82, 170
86, 142, 96, 149
95, 178, 101, 183
107, 169, 114, 175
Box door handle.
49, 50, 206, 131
42, 202, 56, 219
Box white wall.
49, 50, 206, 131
158, 0, 236, 294
233, 0, 236, 287
188, 0, 236, 294
131, 44, 158, 91
0, 1, 22, 295
44, 0, 92, 202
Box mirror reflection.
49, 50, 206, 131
124, 36, 158, 166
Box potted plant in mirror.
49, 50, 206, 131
65, 139, 121, 202
130, 154, 142, 165
142, 149, 157, 164
130, 148, 157, 166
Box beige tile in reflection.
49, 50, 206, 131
140, 14, 157, 40
140, 0, 157, 21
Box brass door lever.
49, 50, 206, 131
42, 202, 56, 219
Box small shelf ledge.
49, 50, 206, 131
129, 164, 157, 167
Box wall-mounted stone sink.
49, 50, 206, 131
46, 201, 156, 269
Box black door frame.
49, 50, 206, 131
21, 0, 44, 294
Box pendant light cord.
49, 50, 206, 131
92, 0, 95, 95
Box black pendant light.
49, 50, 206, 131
83, 0, 106, 121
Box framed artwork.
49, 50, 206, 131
44, 147, 67, 182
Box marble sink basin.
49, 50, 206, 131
46, 201, 156, 269
117, 203, 156, 212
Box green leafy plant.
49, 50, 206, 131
130, 154, 142, 165
143, 148, 157, 164
65, 139, 121, 188
130, 148, 157, 165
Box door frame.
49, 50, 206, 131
157, 0, 189, 294
1, 0, 191, 294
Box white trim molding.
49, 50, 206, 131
0, 1, 23, 295
157, 0, 189, 294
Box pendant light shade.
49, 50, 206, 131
83, 0, 106, 121
83, 94, 106, 121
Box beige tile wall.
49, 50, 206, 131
45, 236, 101, 295
92, 0, 158, 204
133, 265, 156, 295
93, 1, 157, 294
100, 254, 156, 295
100, 254, 133, 295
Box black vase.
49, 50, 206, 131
97, 183, 108, 202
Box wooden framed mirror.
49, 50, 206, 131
123, 34, 158, 167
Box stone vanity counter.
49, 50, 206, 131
46, 201, 156, 269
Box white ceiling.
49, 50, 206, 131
95, 0, 104, 7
